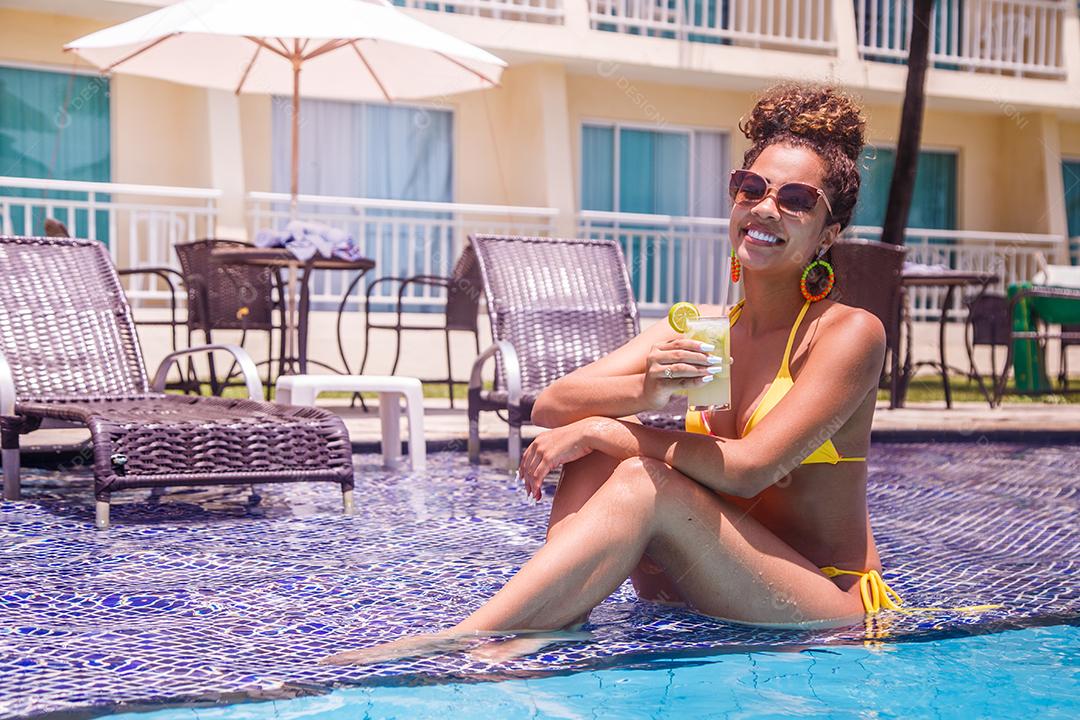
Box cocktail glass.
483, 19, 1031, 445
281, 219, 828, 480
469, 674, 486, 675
684, 315, 731, 411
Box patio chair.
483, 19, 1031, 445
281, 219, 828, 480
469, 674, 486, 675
830, 238, 909, 406
0, 235, 355, 528
964, 292, 1011, 403
353, 245, 482, 408
466, 234, 644, 471
174, 239, 285, 395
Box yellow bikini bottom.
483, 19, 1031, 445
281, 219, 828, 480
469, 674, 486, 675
820, 566, 1002, 615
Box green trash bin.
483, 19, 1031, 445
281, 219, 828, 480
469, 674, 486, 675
1007, 283, 1080, 393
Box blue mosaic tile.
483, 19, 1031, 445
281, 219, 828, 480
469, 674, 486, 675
0, 443, 1077, 718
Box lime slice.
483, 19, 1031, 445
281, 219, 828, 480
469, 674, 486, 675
667, 302, 700, 333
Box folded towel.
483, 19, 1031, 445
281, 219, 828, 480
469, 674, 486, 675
902, 261, 952, 275
254, 221, 362, 262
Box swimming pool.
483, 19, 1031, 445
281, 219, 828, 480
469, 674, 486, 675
1, 441, 1077, 718
109, 624, 1078, 719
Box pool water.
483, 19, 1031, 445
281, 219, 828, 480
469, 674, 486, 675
2, 442, 1078, 718
112, 624, 1079, 719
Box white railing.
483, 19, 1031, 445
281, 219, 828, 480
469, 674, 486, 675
396, 0, 564, 23
578, 210, 1062, 319
248, 192, 558, 308
588, 0, 836, 52
577, 210, 736, 314
0, 176, 219, 303
846, 225, 1065, 320
855, 0, 1067, 78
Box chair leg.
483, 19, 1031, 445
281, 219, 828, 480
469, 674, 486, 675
507, 421, 522, 474
378, 392, 402, 469
468, 403, 481, 465
404, 386, 426, 472
2, 428, 20, 501
342, 487, 355, 515
95, 494, 110, 530
445, 328, 455, 410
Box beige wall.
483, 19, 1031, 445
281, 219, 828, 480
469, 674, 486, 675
1062, 121, 1080, 159
0, 7, 214, 189
0, 6, 1074, 242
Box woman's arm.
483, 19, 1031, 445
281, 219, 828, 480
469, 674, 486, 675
521, 309, 886, 498
530, 319, 717, 428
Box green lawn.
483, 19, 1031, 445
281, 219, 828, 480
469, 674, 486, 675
879, 375, 1080, 405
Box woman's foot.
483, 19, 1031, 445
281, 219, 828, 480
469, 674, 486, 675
319, 632, 480, 666
466, 629, 592, 664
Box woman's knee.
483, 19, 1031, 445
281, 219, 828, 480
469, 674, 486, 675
606, 457, 669, 505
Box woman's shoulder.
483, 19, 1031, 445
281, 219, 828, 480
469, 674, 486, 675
814, 300, 886, 350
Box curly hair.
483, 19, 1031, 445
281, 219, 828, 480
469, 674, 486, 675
739, 82, 867, 232
738, 82, 866, 297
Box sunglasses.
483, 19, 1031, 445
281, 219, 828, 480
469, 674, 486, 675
728, 169, 833, 219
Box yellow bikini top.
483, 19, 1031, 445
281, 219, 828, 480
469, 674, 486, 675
685, 299, 865, 465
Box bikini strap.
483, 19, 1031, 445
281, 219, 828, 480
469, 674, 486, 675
778, 300, 812, 379
728, 299, 745, 326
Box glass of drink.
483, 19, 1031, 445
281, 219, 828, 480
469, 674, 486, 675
684, 315, 731, 411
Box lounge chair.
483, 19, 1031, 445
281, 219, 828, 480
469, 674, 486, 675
0, 235, 355, 528
467, 234, 657, 471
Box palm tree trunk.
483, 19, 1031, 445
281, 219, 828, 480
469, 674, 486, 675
881, 0, 936, 247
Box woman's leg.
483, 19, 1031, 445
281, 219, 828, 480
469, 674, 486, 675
453, 457, 864, 634
550, 453, 687, 613
321, 456, 863, 665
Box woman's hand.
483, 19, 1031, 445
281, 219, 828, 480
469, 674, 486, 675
519, 418, 607, 500
641, 338, 718, 410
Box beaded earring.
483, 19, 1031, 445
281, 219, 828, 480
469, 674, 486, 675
800, 254, 835, 302
730, 249, 741, 283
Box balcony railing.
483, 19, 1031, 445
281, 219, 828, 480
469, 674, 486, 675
0, 176, 219, 302
846, 225, 1064, 320
578, 210, 735, 313
588, 0, 836, 52
395, 0, 564, 23
580, 209, 1063, 320
248, 191, 558, 308
855, 0, 1068, 78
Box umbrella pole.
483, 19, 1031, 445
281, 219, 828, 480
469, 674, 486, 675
290, 56, 300, 221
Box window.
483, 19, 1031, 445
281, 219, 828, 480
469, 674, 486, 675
1064, 159, 1080, 264
0, 64, 110, 237
853, 147, 958, 230
272, 98, 452, 202
581, 123, 729, 217
272, 98, 454, 311
581, 122, 729, 303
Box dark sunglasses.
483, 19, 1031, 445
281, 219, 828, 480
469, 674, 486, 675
728, 169, 833, 219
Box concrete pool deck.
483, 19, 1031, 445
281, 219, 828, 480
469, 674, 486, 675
18, 397, 1080, 461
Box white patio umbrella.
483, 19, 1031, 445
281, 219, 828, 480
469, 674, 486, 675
65, 0, 506, 213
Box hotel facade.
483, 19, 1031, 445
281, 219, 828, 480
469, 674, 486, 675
1, 0, 1079, 328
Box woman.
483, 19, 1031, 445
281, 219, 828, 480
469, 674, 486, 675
324, 82, 887, 665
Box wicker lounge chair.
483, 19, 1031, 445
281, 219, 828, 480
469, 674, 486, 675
0, 236, 355, 528
467, 234, 654, 471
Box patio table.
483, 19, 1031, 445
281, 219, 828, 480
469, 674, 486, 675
211, 247, 375, 377
894, 269, 998, 409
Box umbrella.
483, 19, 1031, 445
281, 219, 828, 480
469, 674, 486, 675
64, 0, 506, 213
